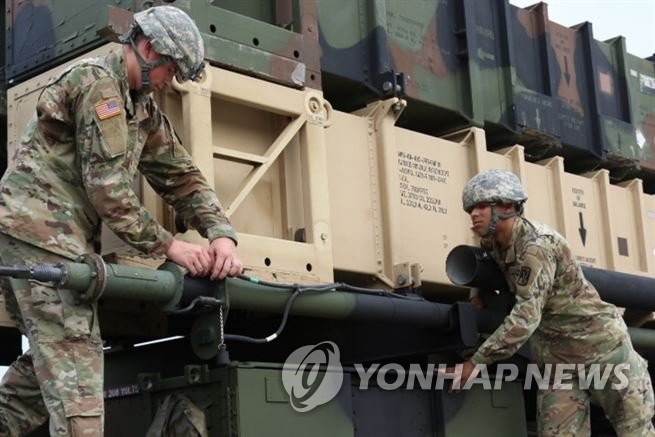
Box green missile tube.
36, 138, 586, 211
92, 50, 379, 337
198, 276, 453, 328
3, 254, 186, 309
628, 327, 655, 353
68, 256, 183, 306
2, 256, 454, 329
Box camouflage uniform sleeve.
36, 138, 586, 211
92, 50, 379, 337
470, 244, 554, 365
74, 73, 174, 256
138, 108, 237, 244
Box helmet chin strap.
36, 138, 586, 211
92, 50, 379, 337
478, 204, 518, 238
128, 39, 169, 94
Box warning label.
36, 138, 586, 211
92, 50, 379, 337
572, 187, 586, 209
397, 151, 449, 215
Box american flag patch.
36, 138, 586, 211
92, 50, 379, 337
95, 100, 122, 120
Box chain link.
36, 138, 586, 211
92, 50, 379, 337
218, 303, 225, 350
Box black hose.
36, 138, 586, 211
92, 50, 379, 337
223, 286, 303, 344
221, 275, 428, 344
167, 296, 222, 314
236, 274, 421, 301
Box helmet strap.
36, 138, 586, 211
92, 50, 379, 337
126, 38, 170, 94
479, 203, 517, 238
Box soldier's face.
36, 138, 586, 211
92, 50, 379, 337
140, 41, 179, 92
469, 203, 492, 235
149, 60, 179, 92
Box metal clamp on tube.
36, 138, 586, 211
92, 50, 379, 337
71, 254, 108, 303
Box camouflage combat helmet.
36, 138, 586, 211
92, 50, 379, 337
462, 169, 527, 213
462, 169, 527, 237
121, 5, 205, 92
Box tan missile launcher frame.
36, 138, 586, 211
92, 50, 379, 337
4, 43, 655, 329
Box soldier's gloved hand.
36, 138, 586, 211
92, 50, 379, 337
165, 239, 212, 277
208, 237, 243, 280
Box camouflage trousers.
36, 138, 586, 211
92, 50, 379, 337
537, 342, 655, 437
0, 234, 104, 436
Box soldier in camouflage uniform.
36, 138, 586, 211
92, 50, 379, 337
458, 169, 655, 436
0, 6, 242, 436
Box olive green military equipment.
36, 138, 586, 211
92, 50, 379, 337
7, 257, 655, 436
146, 393, 208, 437
3, 0, 655, 189
103, 1, 321, 89
593, 37, 655, 188
101, 361, 528, 437
4, 0, 135, 83
6, 253, 655, 348
0, 257, 455, 328
192, 0, 322, 89
3, 1, 319, 90
317, 0, 590, 156
316, 0, 655, 189
0, 258, 526, 437
0, 256, 187, 307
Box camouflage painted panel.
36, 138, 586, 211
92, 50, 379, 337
594, 37, 655, 185
148, 1, 318, 88
178, 0, 315, 88
5, 0, 134, 82
627, 54, 655, 169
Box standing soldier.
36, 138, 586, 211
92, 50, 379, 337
457, 169, 654, 436
0, 6, 242, 436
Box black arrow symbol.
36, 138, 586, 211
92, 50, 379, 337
564, 56, 571, 86
578, 212, 587, 246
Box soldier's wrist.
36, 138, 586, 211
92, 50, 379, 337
208, 226, 238, 246
151, 231, 175, 257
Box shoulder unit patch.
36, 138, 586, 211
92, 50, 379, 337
516, 266, 532, 286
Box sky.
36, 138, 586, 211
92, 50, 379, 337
1, 0, 654, 384
509, 0, 655, 58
